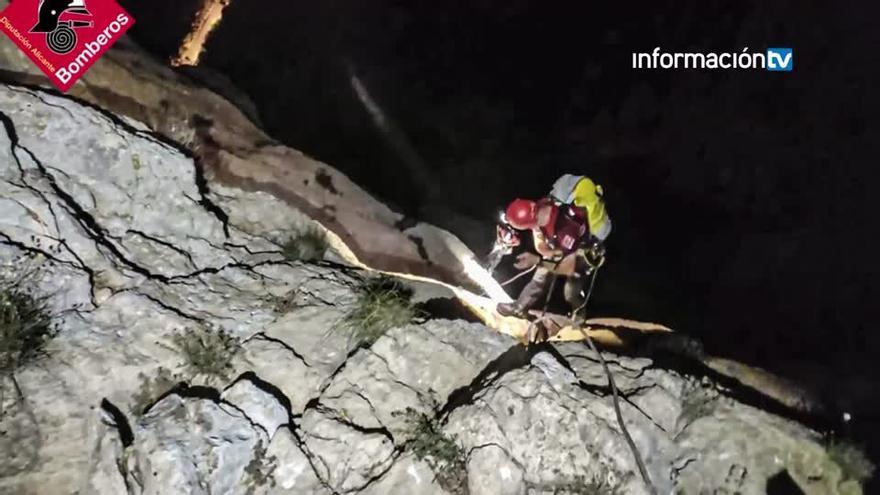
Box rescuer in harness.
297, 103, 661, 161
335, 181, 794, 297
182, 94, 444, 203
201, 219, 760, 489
494, 174, 611, 318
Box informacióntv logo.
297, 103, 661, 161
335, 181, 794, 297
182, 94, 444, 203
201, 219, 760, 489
632, 47, 794, 72
0, 0, 135, 92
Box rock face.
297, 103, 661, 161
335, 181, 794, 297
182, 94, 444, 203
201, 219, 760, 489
0, 15, 479, 290
0, 85, 863, 495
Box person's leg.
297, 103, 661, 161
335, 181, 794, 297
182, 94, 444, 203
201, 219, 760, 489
564, 253, 591, 318
564, 275, 586, 312
497, 265, 550, 317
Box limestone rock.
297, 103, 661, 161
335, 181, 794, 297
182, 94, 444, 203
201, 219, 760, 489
0, 24, 480, 290
0, 82, 865, 495
261, 428, 329, 495
222, 377, 290, 439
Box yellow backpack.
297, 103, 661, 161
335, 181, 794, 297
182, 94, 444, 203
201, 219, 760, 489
549, 174, 611, 241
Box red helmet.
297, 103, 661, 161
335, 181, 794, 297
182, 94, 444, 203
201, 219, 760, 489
505, 199, 537, 230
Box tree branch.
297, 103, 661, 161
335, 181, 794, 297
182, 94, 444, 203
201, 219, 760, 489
170, 0, 232, 67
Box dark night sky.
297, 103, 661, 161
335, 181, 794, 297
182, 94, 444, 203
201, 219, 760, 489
123, 0, 880, 446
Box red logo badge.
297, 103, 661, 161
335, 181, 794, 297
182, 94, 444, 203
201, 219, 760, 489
1, 0, 134, 92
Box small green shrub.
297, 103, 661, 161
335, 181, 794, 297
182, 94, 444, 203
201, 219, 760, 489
171, 327, 240, 383
0, 276, 56, 377
244, 440, 278, 494
342, 276, 421, 345
828, 439, 875, 486
282, 225, 328, 262
130, 367, 180, 416
0, 273, 57, 415
396, 407, 468, 494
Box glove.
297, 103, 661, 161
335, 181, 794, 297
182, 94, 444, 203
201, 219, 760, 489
496, 223, 520, 249
513, 252, 541, 270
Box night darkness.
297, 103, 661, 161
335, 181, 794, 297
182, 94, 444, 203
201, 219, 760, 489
124, 0, 879, 455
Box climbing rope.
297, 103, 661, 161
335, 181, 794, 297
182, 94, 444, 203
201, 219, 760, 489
573, 265, 657, 495
514, 247, 656, 493
499, 264, 538, 287
502, 243, 656, 492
